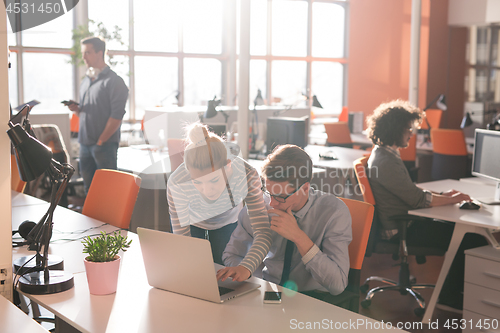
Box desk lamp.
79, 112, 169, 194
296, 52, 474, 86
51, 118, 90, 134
8, 121, 75, 294
420, 94, 447, 145
461, 110, 499, 130
203, 96, 229, 124
250, 89, 265, 153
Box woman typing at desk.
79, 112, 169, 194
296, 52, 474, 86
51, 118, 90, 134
167, 123, 271, 281
366, 99, 487, 312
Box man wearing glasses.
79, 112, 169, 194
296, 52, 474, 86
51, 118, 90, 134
221, 144, 352, 302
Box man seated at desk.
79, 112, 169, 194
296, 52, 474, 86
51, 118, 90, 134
366, 99, 487, 312
220, 144, 352, 303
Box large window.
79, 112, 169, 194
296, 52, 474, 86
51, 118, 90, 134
8, 0, 348, 121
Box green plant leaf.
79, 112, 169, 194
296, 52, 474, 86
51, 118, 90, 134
82, 231, 131, 262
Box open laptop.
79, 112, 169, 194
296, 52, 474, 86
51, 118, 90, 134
137, 227, 260, 303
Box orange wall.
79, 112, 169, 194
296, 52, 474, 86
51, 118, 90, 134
348, 0, 453, 128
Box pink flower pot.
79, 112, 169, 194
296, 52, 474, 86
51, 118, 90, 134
84, 256, 121, 295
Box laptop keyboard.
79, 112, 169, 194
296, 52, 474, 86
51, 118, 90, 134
218, 286, 234, 296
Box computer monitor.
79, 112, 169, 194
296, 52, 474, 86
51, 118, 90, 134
472, 129, 500, 204
266, 116, 309, 154
207, 123, 227, 140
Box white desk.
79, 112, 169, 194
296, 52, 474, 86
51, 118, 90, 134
12, 203, 120, 275
11, 190, 49, 207
13, 195, 406, 333
0, 294, 49, 333
408, 179, 500, 323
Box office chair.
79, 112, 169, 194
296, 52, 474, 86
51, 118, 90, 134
430, 129, 469, 180
339, 106, 349, 122
167, 138, 186, 172
27, 124, 80, 207
11, 154, 26, 192
324, 122, 354, 148
420, 109, 443, 130
70, 113, 79, 138
82, 169, 142, 229
353, 157, 445, 316
399, 135, 419, 182
333, 197, 374, 313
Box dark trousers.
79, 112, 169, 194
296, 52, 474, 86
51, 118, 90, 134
389, 218, 488, 302
190, 222, 238, 265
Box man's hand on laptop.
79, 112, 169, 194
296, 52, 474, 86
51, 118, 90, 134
216, 265, 251, 282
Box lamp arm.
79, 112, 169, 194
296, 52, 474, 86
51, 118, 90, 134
423, 94, 441, 111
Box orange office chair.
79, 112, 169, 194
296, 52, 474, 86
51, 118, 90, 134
337, 197, 374, 312
353, 157, 445, 317
399, 134, 419, 182
70, 113, 79, 138
430, 129, 468, 180
167, 138, 186, 172
324, 122, 354, 148
339, 106, 349, 122
11, 154, 26, 193
420, 109, 443, 130
82, 169, 142, 229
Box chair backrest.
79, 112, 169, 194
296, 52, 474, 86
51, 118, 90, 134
338, 106, 349, 122
70, 113, 79, 133
11, 154, 26, 192
31, 124, 70, 164
324, 122, 352, 145
353, 156, 376, 206
430, 128, 467, 156
340, 198, 374, 270
82, 169, 142, 229
420, 109, 443, 130
399, 134, 416, 162
167, 138, 186, 172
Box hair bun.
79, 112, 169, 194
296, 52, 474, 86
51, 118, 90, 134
185, 123, 208, 146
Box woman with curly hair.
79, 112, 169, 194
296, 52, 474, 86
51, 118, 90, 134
366, 99, 487, 312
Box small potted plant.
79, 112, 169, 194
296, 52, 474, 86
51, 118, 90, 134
82, 231, 132, 295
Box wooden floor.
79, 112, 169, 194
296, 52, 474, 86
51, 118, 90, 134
359, 253, 462, 333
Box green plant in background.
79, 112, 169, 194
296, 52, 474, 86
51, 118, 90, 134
82, 231, 132, 262
71, 19, 125, 67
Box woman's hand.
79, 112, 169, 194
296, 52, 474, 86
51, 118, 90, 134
216, 265, 251, 282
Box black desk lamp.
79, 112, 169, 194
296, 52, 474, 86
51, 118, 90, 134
250, 89, 265, 153
312, 95, 323, 109
420, 94, 447, 145
8, 121, 75, 294
203, 96, 229, 124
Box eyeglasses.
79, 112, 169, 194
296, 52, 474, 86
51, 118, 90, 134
263, 183, 303, 203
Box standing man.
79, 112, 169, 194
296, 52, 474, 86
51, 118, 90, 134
220, 145, 352, 302
65, 36, 128, 193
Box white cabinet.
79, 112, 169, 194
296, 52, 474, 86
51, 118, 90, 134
464, 246, 500, 333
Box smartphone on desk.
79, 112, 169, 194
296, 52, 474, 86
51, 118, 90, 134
263, 291, 282, 304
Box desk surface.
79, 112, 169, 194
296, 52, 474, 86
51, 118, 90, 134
12, 204, 120, 275
408, 179, 500, 230
22, 234, 405, 333
12, 190, 49, 207
0, 295, 49, 333
13, 194, 404, 333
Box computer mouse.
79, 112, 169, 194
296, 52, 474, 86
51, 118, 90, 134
459, 201, 480, 210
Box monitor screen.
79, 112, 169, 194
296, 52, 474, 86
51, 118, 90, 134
472, 129, 500, 204
266, 116, 309, 154
207, 123, 227, 140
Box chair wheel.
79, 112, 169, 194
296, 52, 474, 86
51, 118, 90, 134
414, 307, 425, 317
410, 275, 417, 284
361, 299, 371, 309
360, 284, 369, 294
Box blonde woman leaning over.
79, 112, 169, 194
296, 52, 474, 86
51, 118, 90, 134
167, 123, 271, 281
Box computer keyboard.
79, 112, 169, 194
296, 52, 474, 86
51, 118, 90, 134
218, 286, 234, 296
